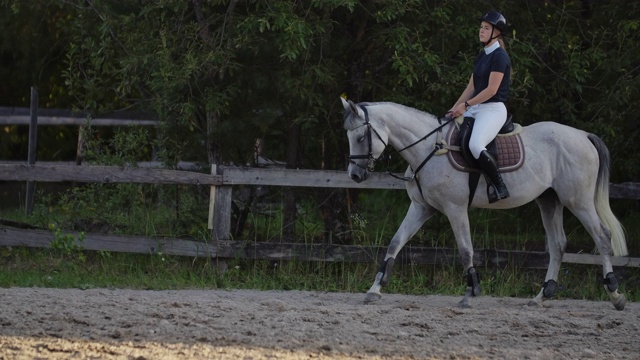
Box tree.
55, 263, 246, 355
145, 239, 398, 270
1, 0, 638, 241
0, 1, 79, 161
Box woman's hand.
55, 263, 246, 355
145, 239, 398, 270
448, 102, 467, 118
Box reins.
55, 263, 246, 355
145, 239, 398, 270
388, 116, 452, 182
347, 104, 452, 198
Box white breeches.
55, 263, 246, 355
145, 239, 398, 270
464, 102, 507, 159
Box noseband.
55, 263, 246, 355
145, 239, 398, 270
347, 106, 388, 170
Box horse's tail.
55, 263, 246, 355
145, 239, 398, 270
588, 134, 628, 256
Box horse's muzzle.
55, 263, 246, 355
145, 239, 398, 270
348, 164, 369, 183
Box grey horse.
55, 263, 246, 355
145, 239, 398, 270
342, 98, 627, 310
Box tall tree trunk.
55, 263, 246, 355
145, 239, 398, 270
206, 110, 221, 165
282, 122, 301, 241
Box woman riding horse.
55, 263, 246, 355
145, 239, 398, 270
448, 10, 510, 202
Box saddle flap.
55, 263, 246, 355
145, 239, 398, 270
458, 117, 477, 167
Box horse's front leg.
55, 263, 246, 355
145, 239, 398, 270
529, 191, 567, 308
364, 201, 436, 303
444, 207, 478, 308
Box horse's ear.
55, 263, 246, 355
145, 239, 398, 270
340, 97, 350, 111
340, 97, 364, 118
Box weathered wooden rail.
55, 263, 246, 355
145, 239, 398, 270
0, 106, 158, 126
0, 163, 638, 268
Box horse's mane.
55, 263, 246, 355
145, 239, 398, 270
375, 102, 438, 119
343, 101, 438, 130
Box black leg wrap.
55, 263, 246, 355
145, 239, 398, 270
542, 279, 558, 298
603, 272, 618, 292
466, 267, 481, 297
379, 257, 395, 287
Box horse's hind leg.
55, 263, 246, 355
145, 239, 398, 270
568, 204, 626, 310
529, 189, 567, 307
364, 201, 436, 303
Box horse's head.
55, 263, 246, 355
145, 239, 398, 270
341, 97, 388, 183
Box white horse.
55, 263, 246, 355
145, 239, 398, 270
341, 98, 628, 310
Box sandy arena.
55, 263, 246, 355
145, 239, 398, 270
0, 287, 638, 359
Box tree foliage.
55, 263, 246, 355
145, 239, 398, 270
1, 0, 639, 178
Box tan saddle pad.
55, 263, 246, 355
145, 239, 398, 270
445, 123, 525, 173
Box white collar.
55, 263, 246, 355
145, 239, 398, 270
484, 41, 500, 54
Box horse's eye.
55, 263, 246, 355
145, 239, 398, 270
357, 136, 365, 143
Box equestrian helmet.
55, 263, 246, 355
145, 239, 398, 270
479, 11, 507, 34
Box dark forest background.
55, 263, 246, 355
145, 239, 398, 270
2, 0, 639, 178
1, 0, 638, 242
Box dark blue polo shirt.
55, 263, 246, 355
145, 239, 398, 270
472, 47, 510, 103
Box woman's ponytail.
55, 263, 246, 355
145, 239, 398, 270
498, 37, 507, 53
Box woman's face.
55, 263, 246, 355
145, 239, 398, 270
479, 21, 500, 43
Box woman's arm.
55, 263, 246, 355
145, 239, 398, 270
467, 71, 503, 105
450, 71, 503, 117
449, 74, 475, 116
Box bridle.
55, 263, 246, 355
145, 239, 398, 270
347, 104, 453, 189
347, 106, 388, 171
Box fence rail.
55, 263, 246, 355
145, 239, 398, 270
0, 163, 219, 185
1, 163, 639, 196
0, 164, 638, 268
0, 106, 157, 126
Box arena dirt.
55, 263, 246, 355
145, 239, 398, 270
0, 287, 638, 359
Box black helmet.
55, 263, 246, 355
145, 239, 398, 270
479, 11, 507, 34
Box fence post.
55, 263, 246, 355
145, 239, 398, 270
208, 164, 232, 271
209, 164, 232, 271
208, 164, 232, 240
25, 87, 38, 215
76, 124, 85, 165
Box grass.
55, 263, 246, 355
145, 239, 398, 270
0, 183, 638, 304
1, 247, 638, 303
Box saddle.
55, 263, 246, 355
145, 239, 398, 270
443, 115, 525, 206
445, 115, 524, 173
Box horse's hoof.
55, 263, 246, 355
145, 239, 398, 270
458, 298, 471, 308
364, 292, 381, 304
613, 294, 626, 311
527, 300, 543, 308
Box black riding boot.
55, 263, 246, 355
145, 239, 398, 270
477, 150, 510, 203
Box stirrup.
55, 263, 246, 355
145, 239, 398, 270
485, 175, 509, 203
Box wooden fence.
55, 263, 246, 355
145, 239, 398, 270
0, 106, 158, 126
0, 163, 638, 269
1, 88, 158, 214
